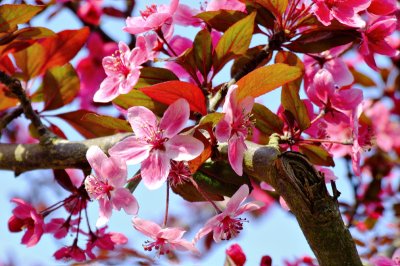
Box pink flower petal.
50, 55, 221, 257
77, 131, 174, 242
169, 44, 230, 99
100, 157, 127, 187
109, 136, 151, 165
141, 150, 171, 190
94, 76, 121, 102
160, 99, 190, 138
226, 184, 249, 213
158, 227, 186, 241
86, 146, 108, 175
165, 135, 204, 161
215, 118, 232, 143
228, 134, 246, 176
127, 106, 158, 139
111, 188, 139, 215
97, 198, 112, 227
132, 217, 162, 238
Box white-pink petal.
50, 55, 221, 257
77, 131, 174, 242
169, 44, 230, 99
109, 136, 151, 165
86, 146, 108, 175
112, 188, 139, 215
165, 135, 204, 161
141, 150, 171, 190
160, 98, 190, 138
127, 106, 158, 139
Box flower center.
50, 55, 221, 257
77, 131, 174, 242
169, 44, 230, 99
143, 238, 170, 255
232, 111, 254, 138
140, 4, 158, 20
85, 175, 114, 200
109, 50, 130, 76
168, 161, 192, 187
219, 216, 247, 241
139, 124, 168, 151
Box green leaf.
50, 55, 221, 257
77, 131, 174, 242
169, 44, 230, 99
57, 110, 117, 139
14, 42, 46, 80
299, 144, 335, 166
255, 0, 288, 18
236, 63, 302, 100
82, 113, 132, 132
198, 112, 225, 128
285, 29, 359, 53
275, 51, 310, 131
43, 64, 80, 111
214, 12, 256, 72
135, 67, 178, 88
0, 4, 44, 33
193, 29, 213, 77
195, 10, 247, 32
252, 103, 283, 135
112, 89, 167, 117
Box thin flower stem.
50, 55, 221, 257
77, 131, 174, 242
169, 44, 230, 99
310, 109, 326, 125
189, 178, 223, 213
156, 30, 178, 57
302, 138, 353, 145
163, 180, 170, 228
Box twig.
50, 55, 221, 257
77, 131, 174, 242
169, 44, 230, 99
0, 71, 57, 144
0, 106, 23, 133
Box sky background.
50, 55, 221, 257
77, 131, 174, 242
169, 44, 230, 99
0, 0, 372, 265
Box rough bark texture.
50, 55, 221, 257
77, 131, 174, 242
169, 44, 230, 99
0, 136, 362, 265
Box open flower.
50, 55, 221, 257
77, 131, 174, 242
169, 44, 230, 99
132, 217, 198, 256
124, 0, 178, 38
54, 241, 86, 262
194, 185, 263, 243
94, 37, 149, 102
109, 99, 204, 190
8, 198, 44, 247
312, 0, 370, 27
215, 85, 254, 176
360, 16, 399, 70
85, 146, 139, 227
85, 227, 128, 259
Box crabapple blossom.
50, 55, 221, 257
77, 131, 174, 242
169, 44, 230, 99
367, 0, 397, 15
94, 37, 149, 102
206, 0, 246, 12
215, 85, 254, 176
8, 198, 44, 247
109, 98, 204, 190
312, 0, 371, 27
226, 244, 247, 266
54, 241, 86, 262
124, 0, 179, 38
85, 146, 139, 227
195, 185, 263, 243
132, 217, 198, 255
306, 69, 363, 123
77, 0, 102, 26
370, 248, 400, 265
360, 15, 399, 70
85, 227, 128, 259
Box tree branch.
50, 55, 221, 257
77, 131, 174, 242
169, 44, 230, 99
0, 106, 23, 133
0, 71, 57, 144
0, 133, 130, 174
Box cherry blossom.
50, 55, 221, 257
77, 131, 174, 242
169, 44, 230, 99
94, 37, 149, 103
194, 185, 263, 242
306, 69, 363, 123
54, 241, 86, 262
132, 217, 198, 255
124, 0, 179, 38
77, 0, 103, 26
226, 244, 247, 266
360, 15, 399, 70
206, 0, 246, 12
76, 33, 117, 109
8, 198, 44, 247
85, 146, 139, 227
303, 45, 354, 89
85, 227, 128, 259
312, 0, 370, 27
215, 85, 254, 176
109, 99, 204, 190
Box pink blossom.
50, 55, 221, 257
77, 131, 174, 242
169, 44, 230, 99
132, 217, 198, 255
173, 4, 202, 27
77, 0, 103, 26
54, 242, 86, 262
360, 16, 399, 70
44, 218, 75, 239
370, 248, 400, 266
94, 37, 149, 103
215, 85, 254, 176
367, 0, 397, 15
206, 0, 246, 12
76, 33, 117, 109
303, 45, 354, 89
168, 160, 192, 187
86, 227, 128, 259
124, 0, 179, 38
312, 0, 370, 27
306, 69, 363, 123
226, 244, 246, 266
109, 99, 203, 190
85, 146, 139, 227
8, 198, 44, 247
194, 184, 263, 242
315, 166, 338, 182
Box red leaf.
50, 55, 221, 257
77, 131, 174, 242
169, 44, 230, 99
140, 81, 207, 115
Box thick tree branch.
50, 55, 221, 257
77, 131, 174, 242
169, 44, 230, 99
0, 133, 130, 174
